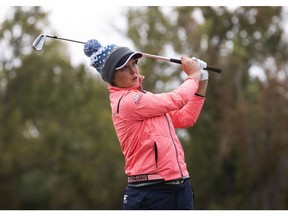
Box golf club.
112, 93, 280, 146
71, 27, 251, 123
32, 34, 222, 73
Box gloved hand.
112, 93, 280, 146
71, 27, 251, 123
191, 57, 208, 81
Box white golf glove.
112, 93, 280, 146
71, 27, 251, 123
191, 57, 208, 81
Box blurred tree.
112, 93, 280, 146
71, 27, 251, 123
0, 7, 124, 209
125, 6, 288, 209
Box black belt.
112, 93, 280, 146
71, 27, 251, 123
128, 174, 189, 185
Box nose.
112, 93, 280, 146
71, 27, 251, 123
129, 65, 137, 75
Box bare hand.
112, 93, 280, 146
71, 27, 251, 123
181, 56, 201, 80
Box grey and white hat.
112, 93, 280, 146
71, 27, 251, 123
84, 39, 142, 84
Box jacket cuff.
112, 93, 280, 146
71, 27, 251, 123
194, 93, 205, 98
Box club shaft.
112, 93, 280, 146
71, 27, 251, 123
46, 35, 85, 45
36, 34, 221, 73
142, 53, 221, 73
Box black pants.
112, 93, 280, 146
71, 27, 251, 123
123, 179, 194, 210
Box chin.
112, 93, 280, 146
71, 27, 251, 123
132, 81, 139, 86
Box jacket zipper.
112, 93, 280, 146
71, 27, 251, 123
154, 142, 158, 168
164, 114, 183, 177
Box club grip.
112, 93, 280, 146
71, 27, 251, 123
170, 58, 222, 73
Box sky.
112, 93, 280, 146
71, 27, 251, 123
0, 5, 133, 67
1, 1, 287, 70
40, 6, 132, 66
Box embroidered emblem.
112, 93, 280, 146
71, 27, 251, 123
133, 93, 142, 104
123, 195, 128, 204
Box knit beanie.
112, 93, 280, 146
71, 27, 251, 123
84, 39, 143, 84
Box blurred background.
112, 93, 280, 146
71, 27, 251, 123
0, 6, 288, 210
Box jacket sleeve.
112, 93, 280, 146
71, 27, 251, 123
168, 95, 205, 128
119, 77, 199, 120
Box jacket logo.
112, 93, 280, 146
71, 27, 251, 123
133, 93, 142, 104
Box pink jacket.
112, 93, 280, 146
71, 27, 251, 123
108, 77, 205, 181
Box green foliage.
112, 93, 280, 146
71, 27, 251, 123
125, 6, 288, 209
0, 7, 124, 209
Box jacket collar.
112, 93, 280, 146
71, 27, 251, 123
108, 84, 142, 93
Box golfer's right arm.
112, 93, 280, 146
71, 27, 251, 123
180, 56, 201, 81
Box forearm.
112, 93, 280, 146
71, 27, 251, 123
169, 96, 205, 128
195, 80, 208, 97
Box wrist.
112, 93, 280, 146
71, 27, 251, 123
188, 72, 200, 81
195, 80, 208, 96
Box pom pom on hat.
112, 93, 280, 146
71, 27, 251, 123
83, 39, 102, 57
83, 39, 118, 78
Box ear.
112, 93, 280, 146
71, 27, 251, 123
139, 75, 145, 82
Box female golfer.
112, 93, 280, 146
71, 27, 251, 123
84, 39, 208, 210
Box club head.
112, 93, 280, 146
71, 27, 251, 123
32, 34, 46, 51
